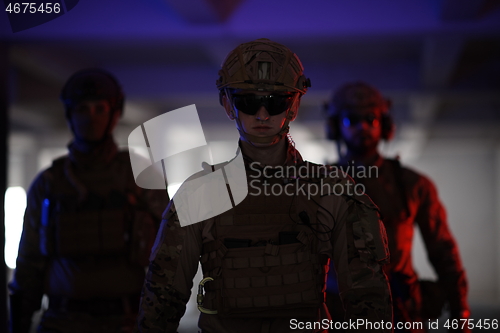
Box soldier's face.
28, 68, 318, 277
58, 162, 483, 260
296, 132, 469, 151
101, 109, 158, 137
339, 106, 383, 155
224, 90, 296, 146
69, 99, 118, 142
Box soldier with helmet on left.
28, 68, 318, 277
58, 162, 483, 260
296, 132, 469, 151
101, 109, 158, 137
8, 68, 169, 333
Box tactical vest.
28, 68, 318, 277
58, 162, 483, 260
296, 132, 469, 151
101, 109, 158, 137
40, 152, 155, 266
199, 162, 330, 319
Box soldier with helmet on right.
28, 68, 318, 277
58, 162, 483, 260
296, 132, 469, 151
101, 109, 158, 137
324, 81, 470, 332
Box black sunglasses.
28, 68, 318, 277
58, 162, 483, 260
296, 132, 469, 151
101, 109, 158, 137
341, 114, 380, 127
231, 94, 296, 116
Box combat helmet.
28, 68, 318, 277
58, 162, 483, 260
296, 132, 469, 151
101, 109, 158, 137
60, 68, 124, 116
217, 38, 311, 145
325, 81, 394, 141
60, 68, 124, 143
216, 38, 310, 94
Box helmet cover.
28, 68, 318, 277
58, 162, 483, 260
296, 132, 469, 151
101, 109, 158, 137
216, 38, 311, 94
328, 81, 390, 117
60, 68, 124, 114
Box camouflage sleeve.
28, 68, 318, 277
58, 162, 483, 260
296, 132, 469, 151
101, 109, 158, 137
135, 203, 202, 333
414, 175, 469, 319
330, 178, 393, 332
9, 172, 51, 333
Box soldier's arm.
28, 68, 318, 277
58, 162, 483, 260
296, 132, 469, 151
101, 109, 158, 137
8, 173, 50, 333
135, 204, 202, 333
329, 183, 392, 332
414, 175, 469, 321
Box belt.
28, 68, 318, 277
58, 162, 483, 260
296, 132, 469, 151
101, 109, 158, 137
49, 295, 140, 316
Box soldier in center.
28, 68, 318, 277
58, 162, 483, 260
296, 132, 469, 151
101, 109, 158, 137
135, 38, 393, 333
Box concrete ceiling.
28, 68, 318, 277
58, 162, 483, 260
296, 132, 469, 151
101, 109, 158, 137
2, 0, 500, 146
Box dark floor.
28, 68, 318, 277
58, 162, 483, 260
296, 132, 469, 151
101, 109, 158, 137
176, 303, 500, 333
23, 297, 500, 332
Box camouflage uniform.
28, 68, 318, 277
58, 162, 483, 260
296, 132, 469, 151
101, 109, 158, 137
136, 145, 392, 333
9, 138, 168, 333
326, 155, 469, 332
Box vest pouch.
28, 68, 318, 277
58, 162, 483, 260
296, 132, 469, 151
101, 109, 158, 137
56, 209, 126, 257
202, 240, 327, 319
